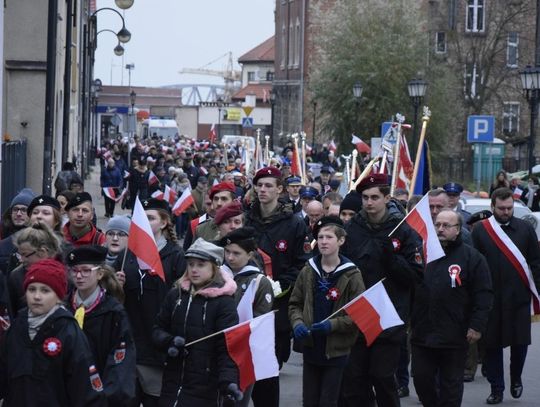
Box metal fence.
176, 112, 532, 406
1, 140, 27, 213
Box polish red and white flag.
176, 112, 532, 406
102, 187, 117, 201
123, 170, 131, 179
343, 280, 403, 346
148, 171, 159, 186
224, 312, 279, 391
400, 193, 444, 264
172, 187, 195, 216
151, 190, 164, 200
351, 134, 371, 154
513, 187, 524, 200
128, 197, 165, 281
164, 185, 177, 206
209, 124, 217, 144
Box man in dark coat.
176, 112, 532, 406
245, 166, 311, 407
472, 187, 540, 404
411, 209, 493, 407
340, 174, 423, 407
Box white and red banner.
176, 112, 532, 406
482, 216, 540, 315
103, 187, 128, 203
351, 134, 371, 154
151, 185, 177, 206
395, 136, 414, 191
148, 171, 159, 186
401, 194, 444, 264
128, 197, 165, 281
236, 278, 258, 323
343, 281, 403, 346
172, 187, 195, 216
209, 124, 217, 144
224, 312, 279, 391
513, 187, 524, 200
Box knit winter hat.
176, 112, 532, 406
10, 188, 36, 208
340, 191, 363, 213
106, 215, 131, 235
24, 259, 68, 300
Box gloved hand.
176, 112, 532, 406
223, 383, 243, 401
311, 320, 331, 335
293, 323, 310, 340
167, 336, 185, 357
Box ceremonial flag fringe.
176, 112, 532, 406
224, 312, 279, 391
412, 140, 431, 195
172, 187, 194, 216
343, 281, 403, 346
128, 197, 165, 281
403, 194, 444, 264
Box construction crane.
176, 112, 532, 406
179, 52, 241, 102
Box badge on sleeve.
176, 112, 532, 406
114, 342, 126, 364
89, 365, 104, 392
43, 337, 62, 357
414, 248, 423, 265
448, 264, 462, 288
391, 238, 401, 252
276, 240, 288, 252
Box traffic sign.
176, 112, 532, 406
242, 117, 253, 128
467, 115, 494, 143
243, 106, 254, 117
381, 122, 393, 139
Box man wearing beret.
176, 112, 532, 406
340, 174, 424, 407
62, 193, 106, 247
245, 166, 311, 407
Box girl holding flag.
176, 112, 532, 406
152, 238, 241, 406
114, 198, 186, 407
289, 216, 365, 407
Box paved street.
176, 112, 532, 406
86, 163, 540, 406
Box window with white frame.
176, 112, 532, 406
464, 63, 482, 99
435, 32, 447, 53
503, 102, 520, 134
281, 24, 286, 69
295, 18, 301, 67
507, 32, 519, 68
466, 0, 485, 33
247, 72, 256, 82
288, 22, 294, 68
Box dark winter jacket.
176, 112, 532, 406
472, 216, 540, 347
411, 236, 493, 349
152, 269, 239, 407
289, 256, 365, 360
342, 204, 424, 342
68, 291, 136, 405
100, 165, 123, 189
0, 307, 106, 407
114, 241, 186, 366
127, 167, 151, 208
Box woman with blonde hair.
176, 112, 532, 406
152, 238, 241, 406
114, 198, 186, 407
7, 222, 62, 316
26, 195, 63, 232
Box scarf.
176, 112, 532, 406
527, 184, 538, 208
156, 235, 167, 252
28, 304, 61, 340
105, 252, 118, 266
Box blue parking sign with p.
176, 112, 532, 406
467, 115, 494, 143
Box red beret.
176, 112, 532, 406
253, 166, 282, 184
355, 174, 389, 193
209, 182, 236, 200
213, 201, 244, 225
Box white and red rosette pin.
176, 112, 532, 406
43, 337, 62, 356
326, 287, 341, 301
448, 264, 462, 288
275, 240, 288, 252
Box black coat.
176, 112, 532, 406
0, 307, 106, 407
411, 237, 493, 349
342, 204, 424, 341
114, 241, 186, 366
152, 272, 239, 407
68, 292, 136, 405
472, 217, 540, 347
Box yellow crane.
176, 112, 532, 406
179, 52, 241, 102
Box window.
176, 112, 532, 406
266, 71, 274, 81
464, 63, 482, 99
466, 0, 485, 33
294, 18, 301, 67
281, 24, 286, 69
503, 102, 520, 134
247, 72, 256, 82
435, 32, 447, 53
507, 32, 519, 68
288, 22, 294, 68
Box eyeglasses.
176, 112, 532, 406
12, 206, 27, 214
106, 231, 128, 239
70, 266, 99, 277
434, 223, 459, 230
16, 250, 36, 261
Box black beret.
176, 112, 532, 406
27, 195, 61, 215
219, 226, 257, 253
141, 198, 170, 214
467, 210, 492, 226
313, 215, 344, 238
65, 192, 93, 211
66, 245, 107, 266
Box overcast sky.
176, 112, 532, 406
94, 0, 275, 88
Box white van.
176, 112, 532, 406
141, 118, 179, 140
221, 135, 256, 151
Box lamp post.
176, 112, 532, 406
312, 100, 317, 147
97, 29, 125, 56
519, 65, 540, 175
115, 0, 135, 9
407, 78, 428, 160
270, 90, 276, 150
217, 97, 224, 141
352, 81, 363, 137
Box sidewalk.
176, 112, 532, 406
85, 161, 130, 231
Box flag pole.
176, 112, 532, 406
390, 115, 405, 197
348, 149, 358, 191
409, 107, 432, 199
350, 155, 379, 192
301, 132, 307, 183
320, 278, 387, 323
387, 193, 429, 237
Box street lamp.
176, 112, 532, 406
352, 81, 363, 139
519, 65, 540, 175
115, 0, 134, 9
217, 97, 224, 141
114, 43, 124, 56
270, 90, 276, 150
312, 100, 317, 147
91, 8, 131, 44
407, 78, 428, 160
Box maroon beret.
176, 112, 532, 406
253, 166, 282, 185
355, 173, 389, 193
213, 201, 244, 225
209, 182, 236, 200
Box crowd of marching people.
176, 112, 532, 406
0, 131, 539, 407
